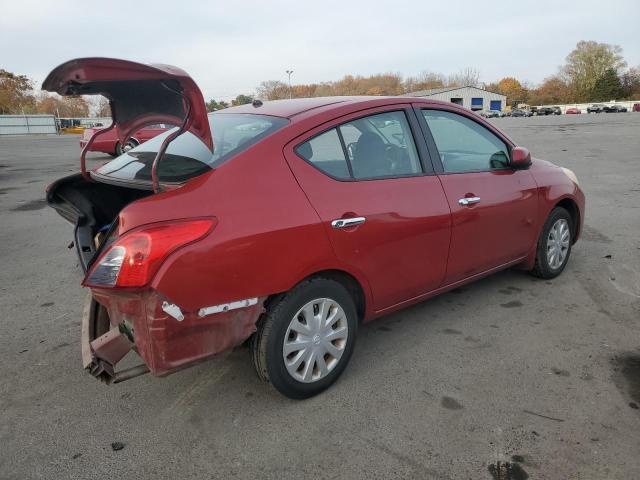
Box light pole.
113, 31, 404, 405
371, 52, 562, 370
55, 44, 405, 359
286, 70, 293, 99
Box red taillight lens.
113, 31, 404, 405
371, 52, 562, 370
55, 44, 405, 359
85, 219, 215, 288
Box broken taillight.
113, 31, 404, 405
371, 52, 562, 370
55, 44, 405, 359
84, 219, 215, 288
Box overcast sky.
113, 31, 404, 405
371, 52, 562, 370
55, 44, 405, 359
2, 0, 639, 101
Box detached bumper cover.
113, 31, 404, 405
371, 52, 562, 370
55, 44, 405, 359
81, 290, 266, 383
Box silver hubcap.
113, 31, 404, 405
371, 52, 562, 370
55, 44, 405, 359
547, 218, 570, 269
283, 298, 348, 383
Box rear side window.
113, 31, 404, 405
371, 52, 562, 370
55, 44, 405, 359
421, 110, 510, 173
296, 110, 422, 180
295, 128, 350, 179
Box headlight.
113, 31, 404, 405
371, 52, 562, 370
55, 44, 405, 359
561, 167, 579, 186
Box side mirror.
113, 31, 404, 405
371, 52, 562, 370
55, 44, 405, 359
511, 146, 531, 169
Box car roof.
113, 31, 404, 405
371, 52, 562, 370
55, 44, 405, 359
215, 96, 449, 120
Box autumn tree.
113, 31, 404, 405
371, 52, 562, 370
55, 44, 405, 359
96, 96, 111, 117
256, 80, 290, 100
35, 93, 89, 117
491, 77, 528, 105
447, 67, 481, 88
620, 67, 640, 99
563, 41, 626, 101
0, 69, 35, 114
527, 76, 571, 105
404, 71, 446, 93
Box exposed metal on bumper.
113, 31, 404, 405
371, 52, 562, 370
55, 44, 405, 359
197, 297, 258, 318
82, 293, 149, 384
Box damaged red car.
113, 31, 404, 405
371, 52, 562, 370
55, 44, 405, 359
44, 58, 585, 399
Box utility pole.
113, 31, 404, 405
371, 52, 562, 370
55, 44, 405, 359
286, 70, 293, 99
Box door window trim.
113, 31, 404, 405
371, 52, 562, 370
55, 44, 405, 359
413, 104, 516, 175
291, 106, 435, 182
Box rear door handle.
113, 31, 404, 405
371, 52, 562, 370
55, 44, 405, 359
331, 217, 366, 229
458, 196, 481, 206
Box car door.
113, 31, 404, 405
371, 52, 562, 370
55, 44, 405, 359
284, 106, 451, 311
415, 106, 538, 283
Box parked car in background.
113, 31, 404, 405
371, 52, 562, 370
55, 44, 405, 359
587, 104, 606, 113
479, 110, 501, 118
80, 124, 170, 156
44, 57, 586, 399
565, 107, 581, 114
536, 107, 554, 116
611, 104, 628, 112
510, 109, 533, 117
551, 106, 562, 115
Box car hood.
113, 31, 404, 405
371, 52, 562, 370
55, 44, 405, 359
42, 57, 213, 152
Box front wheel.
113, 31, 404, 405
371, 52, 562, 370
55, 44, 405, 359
251, 278, 358, 399
530, 207, 573, 279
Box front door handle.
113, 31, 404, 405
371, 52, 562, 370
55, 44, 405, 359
331, 217, 366, 229
458, 196, 481, 206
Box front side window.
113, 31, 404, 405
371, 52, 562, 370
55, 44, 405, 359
296, 110, 422, 180
422, 110, 510, 173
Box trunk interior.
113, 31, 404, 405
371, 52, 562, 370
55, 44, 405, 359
47, 174, 152, 271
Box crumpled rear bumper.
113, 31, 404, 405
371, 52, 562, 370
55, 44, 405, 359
81, 290, 265, 384
81, 293, 149, 383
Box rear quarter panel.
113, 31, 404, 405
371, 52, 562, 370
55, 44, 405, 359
118, 135, 350, 314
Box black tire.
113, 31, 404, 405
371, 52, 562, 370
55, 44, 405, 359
115, 139, 138, 156
251, 277, 358, 399
530, 207, 573, 279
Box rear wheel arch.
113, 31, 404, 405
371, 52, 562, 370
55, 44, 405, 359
267, 269, 367, 323
306, 269, 366, 322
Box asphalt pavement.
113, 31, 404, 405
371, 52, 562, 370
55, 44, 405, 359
1, 113, 639, 479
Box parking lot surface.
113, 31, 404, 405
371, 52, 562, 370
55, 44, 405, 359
1, 113, 639, 479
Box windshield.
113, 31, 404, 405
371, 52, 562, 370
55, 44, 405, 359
95, 113, 288, 183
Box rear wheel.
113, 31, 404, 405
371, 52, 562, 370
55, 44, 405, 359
530, 207, 573, 279
115, 139, 138, 156
251, 278, 357, 399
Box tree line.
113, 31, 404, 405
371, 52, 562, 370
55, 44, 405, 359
2, 40, 639, 116
207, 41, 640, 110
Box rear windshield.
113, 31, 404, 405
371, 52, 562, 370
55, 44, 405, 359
95, 113, 288, 183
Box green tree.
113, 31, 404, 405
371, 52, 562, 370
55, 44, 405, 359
589, 68, 623, 101
206, 99, 229, 111
0, 69, 35, 114
563, 41, 626, 101
231, 94, 253, 106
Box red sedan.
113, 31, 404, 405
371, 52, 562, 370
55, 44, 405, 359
565, 107, 582, 114
80, 123, 169, 156
44, 58, 585, 399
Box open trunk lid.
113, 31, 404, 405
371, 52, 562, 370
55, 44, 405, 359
43, 57, 213, 271
42, 57, 213, 151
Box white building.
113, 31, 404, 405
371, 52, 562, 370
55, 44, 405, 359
406, 86, 507, 112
